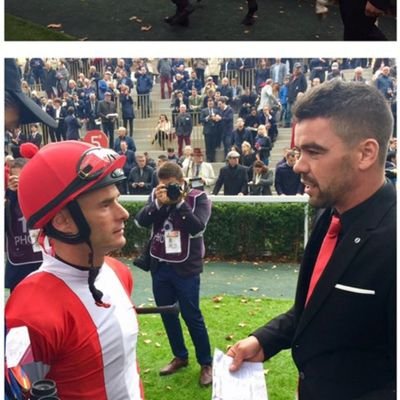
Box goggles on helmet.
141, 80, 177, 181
26, 146, 125, 229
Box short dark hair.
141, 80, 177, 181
158, 162, 183, 180
293, 80, 393, 166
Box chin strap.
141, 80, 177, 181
44, 199, 110, 308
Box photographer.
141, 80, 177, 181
135, 162, 213, 387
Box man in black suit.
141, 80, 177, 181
200, 98, 218, 162
228, 80, 396, 400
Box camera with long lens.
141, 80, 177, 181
166, 183, 183, 203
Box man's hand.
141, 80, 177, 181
227, 336, 265, 372
365, 1, 385, 17
155, 183, 169, 205
8, 175, 19, 192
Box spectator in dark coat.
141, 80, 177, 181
119, 85, 135, 137
175, 104, 193, 157
128, 153, 154, 195
64, 106, 81, 140
212, 151, 248, 195
118, 141, 136, 194
114, 127, 136, 153
274, 149, 305, 195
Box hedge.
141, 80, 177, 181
120, 201, 308, 262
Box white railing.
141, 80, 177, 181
120, 194, 310, 249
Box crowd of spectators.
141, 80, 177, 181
5, 57, 397, 195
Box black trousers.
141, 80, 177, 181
171, 0, 189, 11
247, 0, 258, 12
339, 0, 387, 40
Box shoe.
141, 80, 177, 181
241, 13, 256, 26
199, 365, 212, 386
159, 357, 189, 376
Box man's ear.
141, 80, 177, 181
51, 209, 78, 234
357, 139, 380, 171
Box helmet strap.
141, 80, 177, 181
44, 200, 110, 307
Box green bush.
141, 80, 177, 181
121, 201, 308, 262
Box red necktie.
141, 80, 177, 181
305, 215, 342, 305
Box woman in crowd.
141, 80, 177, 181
248, 160, 273, 195
254, 124, 272, 166
152, 114, 172, 151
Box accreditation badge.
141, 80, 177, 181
165, 230, 182, 254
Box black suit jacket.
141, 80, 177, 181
253, 182, 396, 400
200, 107, 218, 136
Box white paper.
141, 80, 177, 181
6, 326, 32, 368
212, 348, 268, 400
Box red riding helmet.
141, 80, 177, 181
19, 141, 126, 230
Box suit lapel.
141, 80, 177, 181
295, 183, 396, 338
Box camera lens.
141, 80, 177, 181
30, 379, 57, 400
166, 183, 181, 202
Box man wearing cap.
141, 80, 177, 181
212, 150, 248, 195
185, 148, 216, 193
327, 62, 346, 81
98, 92, 117, 148
5, 59, 57, 131
6, 141, 144, 399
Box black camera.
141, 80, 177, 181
166, 183, 182, 202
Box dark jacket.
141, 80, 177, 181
127, 165, 154, 195
119, 94, 135, 120
252, 183, 396, 400
212, 164, 248, 195
175, 113, 193, 137
135, 189, 211, 276
274, 162, 304, 195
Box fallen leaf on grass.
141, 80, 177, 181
238, 322, 246, 328
212, 295, 223, 303
143, 368, 151, 374
129, 16, 137, 20
155, 342, 161, 348
214, 305, 221, 309
141, 25, 152, 31
143, 339, 152, 344
250, 287, 259, 292
240, 298, 248, 303
225, 334, 234, 340
47, 23, 62, 29
264, 369, 270, 375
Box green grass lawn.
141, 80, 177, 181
137, 295, 297, 400
5, 0, 396, 40
5, 14, 75, 40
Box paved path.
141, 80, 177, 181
128, 259, 299, 305
5, 0, 396, 40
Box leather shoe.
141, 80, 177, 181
199, 365, 212, 386
159, 357, 188, 376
